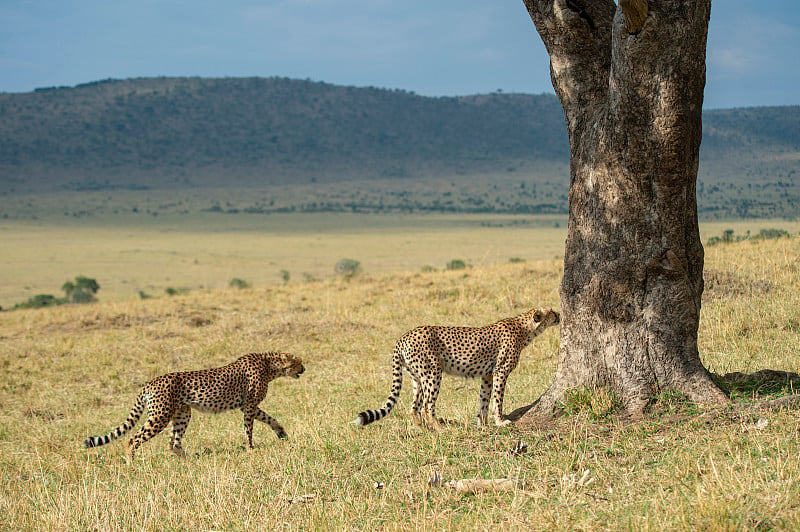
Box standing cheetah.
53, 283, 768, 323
354, 307, 559, 428
83, 352, 304, 458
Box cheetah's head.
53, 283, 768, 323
526, 307, 560, 333
276, 353, 305, 379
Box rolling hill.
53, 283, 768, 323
0, 77, 798, 218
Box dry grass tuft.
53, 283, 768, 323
560, 387, 622, 420
703, 268, 772, 299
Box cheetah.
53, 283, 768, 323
83, 352, 304, 458
354, 307, 559, 429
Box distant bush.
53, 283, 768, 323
757, 228, 790, 240
165, 287, 190, 296
707, 228, 792, 247
335, 258, 361, 279
280, 270, 290, 284
229, 278, 249, 289
61, 276, 99, 304
12, 294, 65, 310
10, 275, 99, 310
446, 259, 467, 271
509, 257, 526, 263
421, 265, 437, 272
707, 229, 741, 246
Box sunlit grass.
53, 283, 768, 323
0, 212, 570, 309
1, 220, 799, 530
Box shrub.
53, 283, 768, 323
229, 278, 249, 289
280, 270, 290, 284
758, 228, 789, 240
335, 258, 361, 279
446, 259, 467, 271
707, 229, 743, 246
70, 291, 95, 304
61, 276, 99, 304
165, 287, 190, 296
707, 228, 792, 246
12, 294, 65, 310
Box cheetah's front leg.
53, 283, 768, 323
242, 406, 259, 449
491, 370, 513, 427
476, 375, 492, 427
254, 408, 288, 439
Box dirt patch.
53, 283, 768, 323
187, 314, 213, 327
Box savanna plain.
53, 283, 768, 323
2, 213, 800, 530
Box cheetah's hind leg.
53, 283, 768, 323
410, 377, 425, 427
169, 405, 191, 458
127, 412, 172, 459
420, 370, 449, 429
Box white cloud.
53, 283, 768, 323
709, 47, 762, 74
707, 10, 798, 79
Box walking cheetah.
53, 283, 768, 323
83, 352, 304, 458
354, 307, 559, 428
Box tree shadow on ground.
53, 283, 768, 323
715, 369, 800, 411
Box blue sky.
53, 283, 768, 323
1, 0, 798, 109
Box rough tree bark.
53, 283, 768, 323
516, 0, 729, 421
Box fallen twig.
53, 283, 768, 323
287, 494, 315, 504
428, 471, 522, 494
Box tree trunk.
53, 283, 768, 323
518, 0, 728, 421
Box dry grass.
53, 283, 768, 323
0, 212, 568, 308
1, 219, 799, 530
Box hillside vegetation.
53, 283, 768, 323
1, 232, 799, 530
0, 77, 567, 186
1, 77, 798, 218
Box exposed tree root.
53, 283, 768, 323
737, 394, 800, 411
505, 402, 537, 424
507, 369, 800, 429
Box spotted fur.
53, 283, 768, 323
83, 352, 304, 458
354, 308, 560, 428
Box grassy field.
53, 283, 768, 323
1, 216, 800, 530
2, 212, 798, 310
0, 212, 572, 309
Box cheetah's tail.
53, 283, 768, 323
353, 351, 404, 426
83, 390, 147, 449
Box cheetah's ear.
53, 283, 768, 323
533, 311, 542, 323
